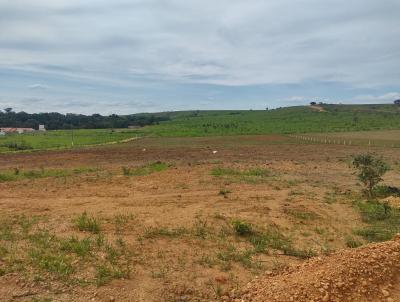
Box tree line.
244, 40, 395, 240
0, 108, 170, 130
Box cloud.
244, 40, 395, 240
28, 84, 49, 90
348, 92, 400, 104
0, 0, 399, 113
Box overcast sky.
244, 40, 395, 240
0, 0, 399, 114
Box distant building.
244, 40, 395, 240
39, 124, 46, 131
0, 127, 35, 134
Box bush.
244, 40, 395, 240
352, 153, 390, 197
232, 220, 253, 236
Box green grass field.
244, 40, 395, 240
292, 130, 400, 148
143, 104, 400, 137
1, 104, 400, 152
0, 129, 139, 152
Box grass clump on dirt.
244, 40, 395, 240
211, 166, 273, 183
0, 215, 132, 287
284, 208, 319, 221
232, 220, 253, 236
344, 235, 363, 248
122, 161, 168, 176
354, 200, 400, 242
143, 226, 189, 239
73, 212, 101, 234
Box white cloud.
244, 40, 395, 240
349, 92, 400, 104
28, 84, 49, 90
0, 0, 399, 113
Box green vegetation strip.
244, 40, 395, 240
143, 104, 400, 137
0, 167, 96, 182
0, 129, 140, 153
354, 200, 400, 242
211, 166, 274, 184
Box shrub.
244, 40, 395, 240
352, 153, 390, 197
232, 220, 253, 236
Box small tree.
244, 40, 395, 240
352, 153, 390, 197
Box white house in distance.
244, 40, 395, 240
0, 125, 46, 134
0, 127, 35, 134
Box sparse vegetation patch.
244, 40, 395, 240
122, 161, 169, 176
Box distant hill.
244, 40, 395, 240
143, 104, 400, 137
2, 103, 400, 135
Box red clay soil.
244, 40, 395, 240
237, 236, 400, 302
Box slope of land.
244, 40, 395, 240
0, 135, 399, 301
239, 236, 400, 302
143, 104, 400, 137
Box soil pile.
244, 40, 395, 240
239, 236, 400, 302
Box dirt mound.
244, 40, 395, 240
238, 236, 400, 302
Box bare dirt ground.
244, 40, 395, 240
0, 135, 399, 302
240, 236, 400, 302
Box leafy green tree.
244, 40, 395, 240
352, 153, 390, 197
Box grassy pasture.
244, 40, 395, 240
0, 129, 139, 152
292, 130, 400, 148
143, 104, 400, 137
1, 104, 400, 153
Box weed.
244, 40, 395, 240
193, 219, 209, 239
95, 233, 105, 248
197, 254, 217, 268
28, 248, 73, 278
0, 167, 96, 183
218, 189, 231, 198
122, 166, 130, 176
232, 220, 253, 236
122, 161, 168, 176
354, 200, 400, 242
211, 166, 273, 183
284, 208, 319, 221
73, 212, 100, 234
282, 246, 317, 259
345, 236, 363, 248
95, 264, 126, 286
114, 213, 134, 234
150, 265, 169, 279
60, 237, 92, 257
217, 245, 256, 269
323, 192, 337, 204
144, 226, 188, 238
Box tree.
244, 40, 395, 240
394, 99, 400, 106
352, 153, 390, 197
4, 107, 12, 113
310, 101, 316, 106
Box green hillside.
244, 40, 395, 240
143, 104, 400, 137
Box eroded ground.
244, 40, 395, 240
0, 135, 399, 301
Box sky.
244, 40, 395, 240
0, 0, 399, 115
